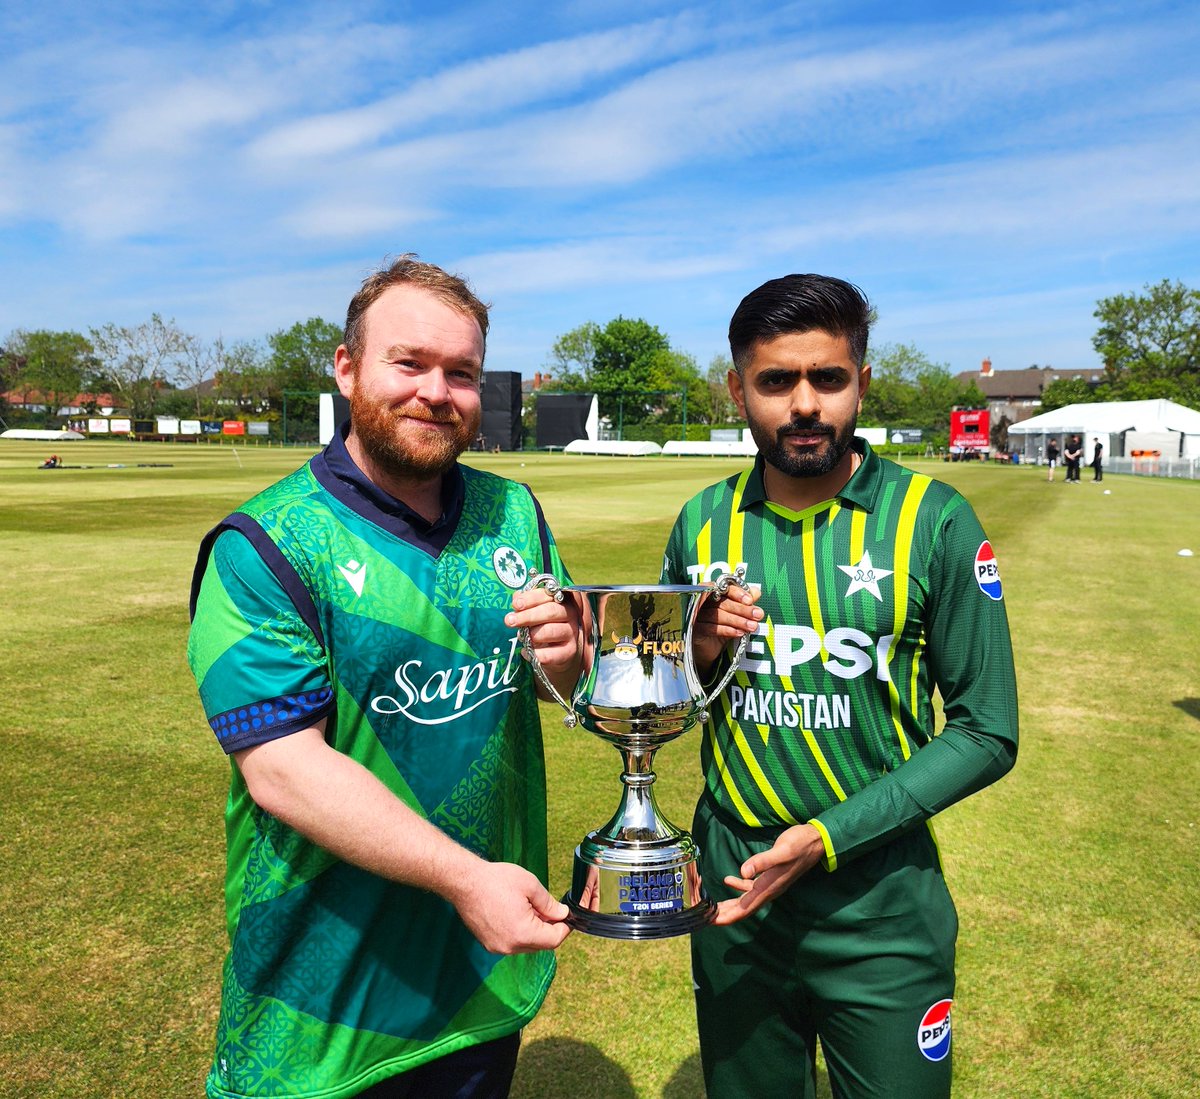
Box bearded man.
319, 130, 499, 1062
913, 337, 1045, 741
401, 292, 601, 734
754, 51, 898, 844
187, 256, 581, 1099
659, 273, 1019, 1099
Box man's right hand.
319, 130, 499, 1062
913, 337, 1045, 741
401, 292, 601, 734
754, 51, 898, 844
691, 581, 763, 679
236, 728, 573, 956
447, 862, 572, 954
712, 822, 826, 926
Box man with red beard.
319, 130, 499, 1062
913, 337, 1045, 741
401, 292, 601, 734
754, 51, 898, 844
188, 256, 581, 1099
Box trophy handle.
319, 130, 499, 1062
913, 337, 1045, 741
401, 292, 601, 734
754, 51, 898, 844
697, 565, 752, 721
518, 572, 581, 728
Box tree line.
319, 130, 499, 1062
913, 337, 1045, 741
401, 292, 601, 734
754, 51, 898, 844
1, 317, 342, 441
3, 280, 1195, 444
541, 318, 988, 441
1039, 279, 1200, 411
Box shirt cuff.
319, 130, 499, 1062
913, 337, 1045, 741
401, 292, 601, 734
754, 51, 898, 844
808, 817, 837, 872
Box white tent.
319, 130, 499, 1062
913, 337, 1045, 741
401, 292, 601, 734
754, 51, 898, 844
1007, 399, 1200, 462
1, 428, 86, 441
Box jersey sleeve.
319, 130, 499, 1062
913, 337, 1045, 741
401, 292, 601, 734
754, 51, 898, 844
187, 528, 334, 754
659, 508, 690, 584
812, 497, 1019, 868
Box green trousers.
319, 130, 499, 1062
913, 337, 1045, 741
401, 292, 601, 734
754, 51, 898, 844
691, 798, 958, 1099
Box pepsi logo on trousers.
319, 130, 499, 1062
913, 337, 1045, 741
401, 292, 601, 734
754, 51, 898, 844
917, 999, 953, 1062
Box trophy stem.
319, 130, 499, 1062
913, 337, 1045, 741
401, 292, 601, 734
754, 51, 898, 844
605, 746, 678, 843
564, 742, 716, 939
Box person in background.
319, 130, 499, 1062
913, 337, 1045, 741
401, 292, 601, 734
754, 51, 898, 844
1045, 437, 1060, 482
1064, 435, 1083, 482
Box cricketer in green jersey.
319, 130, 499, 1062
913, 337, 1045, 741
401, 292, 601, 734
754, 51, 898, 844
188, 258, 582, 1099
662, 274, 1019, 1099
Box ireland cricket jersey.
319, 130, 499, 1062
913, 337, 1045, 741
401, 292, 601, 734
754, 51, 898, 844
661, 441, 1018, 869
187, 432, 565, 1099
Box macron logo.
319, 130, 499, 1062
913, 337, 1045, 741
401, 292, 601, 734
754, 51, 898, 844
338, 559, 367, 597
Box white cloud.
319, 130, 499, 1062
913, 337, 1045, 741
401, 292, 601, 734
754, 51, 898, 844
460, 237, 740, 296
279, 198, 437, 240
248, 12, 705, 164
98, 78, 279, 157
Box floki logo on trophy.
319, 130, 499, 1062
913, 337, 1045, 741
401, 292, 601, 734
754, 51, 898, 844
520, 568, 749, 940
611, 631, 642, 659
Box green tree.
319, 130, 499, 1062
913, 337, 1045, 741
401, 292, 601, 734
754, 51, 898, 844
590, 317, 671, 422
544, 316, 701, 432
642, 347, 706, 424
1093, 280, 1200, 402
701, 353, 739, 426
1039, 376, 1102, 412
545, 321, 599, 391
267, 318, 341, 443
269, 318, 341, 390
4, 329, 96, 426
90, 314, 190, 419
862, 343, 985, 435
859, 343, 926, 427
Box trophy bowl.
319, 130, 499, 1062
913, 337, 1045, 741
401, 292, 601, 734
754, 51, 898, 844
521, 573, 747, 940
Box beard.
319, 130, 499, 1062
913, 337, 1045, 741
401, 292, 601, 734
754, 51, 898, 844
749, 413, 858, 479
349, 384, 480, 480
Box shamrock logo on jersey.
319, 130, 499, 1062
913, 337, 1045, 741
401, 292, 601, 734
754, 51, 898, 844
493, 546, 530, 589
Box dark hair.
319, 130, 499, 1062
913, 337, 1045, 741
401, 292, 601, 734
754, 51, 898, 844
343, 253, 490, 365
728, 274, 874, 371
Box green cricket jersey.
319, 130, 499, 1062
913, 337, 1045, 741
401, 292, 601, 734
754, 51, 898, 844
661, 441, 1018, 869
187, 431, 566, 1098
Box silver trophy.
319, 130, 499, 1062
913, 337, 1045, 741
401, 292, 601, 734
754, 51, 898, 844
521, 571, 748, 940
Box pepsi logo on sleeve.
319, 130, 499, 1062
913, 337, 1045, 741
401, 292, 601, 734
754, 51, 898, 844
974, 541, 1003, 601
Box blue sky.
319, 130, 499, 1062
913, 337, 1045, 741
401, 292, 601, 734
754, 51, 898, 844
2, 1, 1197, 381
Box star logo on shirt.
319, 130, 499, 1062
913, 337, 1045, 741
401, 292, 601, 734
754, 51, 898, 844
838, 551, 893, 601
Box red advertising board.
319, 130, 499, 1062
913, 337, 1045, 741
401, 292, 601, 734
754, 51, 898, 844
950, 408, 989, 452
222, 420, 246, 436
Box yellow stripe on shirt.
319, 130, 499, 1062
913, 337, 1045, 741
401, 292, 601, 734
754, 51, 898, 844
882, 474, 931, 760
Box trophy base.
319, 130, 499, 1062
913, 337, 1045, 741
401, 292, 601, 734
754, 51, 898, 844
563, 832, 716, 940
564, 893, 716, 940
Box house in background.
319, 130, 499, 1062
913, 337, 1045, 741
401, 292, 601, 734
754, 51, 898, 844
953, 358, 1103, 427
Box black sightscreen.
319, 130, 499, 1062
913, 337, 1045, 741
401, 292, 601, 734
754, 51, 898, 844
480, 371, 523, 451
536, 393, 592, 448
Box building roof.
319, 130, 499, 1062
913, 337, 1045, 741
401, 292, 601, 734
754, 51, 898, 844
953, 366, 1058, 399
1, 386, 117, 408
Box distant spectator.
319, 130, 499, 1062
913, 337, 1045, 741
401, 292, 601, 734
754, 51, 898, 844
1045, 438, 1059, 482
1091, 441, 1103, 482
1064, 435, 1083, 483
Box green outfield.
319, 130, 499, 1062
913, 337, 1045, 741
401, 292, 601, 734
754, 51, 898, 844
2, 439, 1198, 1098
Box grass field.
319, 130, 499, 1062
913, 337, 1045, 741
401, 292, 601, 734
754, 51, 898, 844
2, 438, 1198, 1098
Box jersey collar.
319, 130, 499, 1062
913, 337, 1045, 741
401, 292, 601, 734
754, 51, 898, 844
311, 422, 466, 550
739, 438, 884, 514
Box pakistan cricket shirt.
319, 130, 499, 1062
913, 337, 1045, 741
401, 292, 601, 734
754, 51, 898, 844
661, 440, 1018, 869
187, 429, 566, 1099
